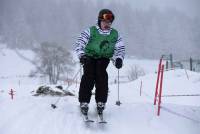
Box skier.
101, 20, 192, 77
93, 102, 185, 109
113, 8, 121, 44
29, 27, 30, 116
75, 9, 125, 117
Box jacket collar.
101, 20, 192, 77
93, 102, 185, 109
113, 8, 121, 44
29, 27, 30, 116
95, 25, 112, 35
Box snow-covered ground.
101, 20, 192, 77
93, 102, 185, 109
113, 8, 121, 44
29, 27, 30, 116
0, 48, 200, 134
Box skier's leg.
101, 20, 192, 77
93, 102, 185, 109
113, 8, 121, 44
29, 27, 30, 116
95, 58, 110, 104
79, 57, 96, 103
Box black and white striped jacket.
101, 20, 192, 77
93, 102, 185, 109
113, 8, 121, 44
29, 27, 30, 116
74, 25, 125, 62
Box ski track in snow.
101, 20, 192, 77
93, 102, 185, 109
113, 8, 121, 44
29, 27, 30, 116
0, 87, 200, 134
1, 49, 200, 134
1, 78, 200, 134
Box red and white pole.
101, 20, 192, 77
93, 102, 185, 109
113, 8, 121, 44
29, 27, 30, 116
157, 65, 164, 116
154, 58, 162, 105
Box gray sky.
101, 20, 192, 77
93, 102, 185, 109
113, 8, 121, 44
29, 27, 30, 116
103, 0, 200, 17
0, 0, 199, 59
0, 0, 199, 17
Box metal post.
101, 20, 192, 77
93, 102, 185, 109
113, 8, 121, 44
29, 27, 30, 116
166, 61, 168, 70
116, 69, 121, 106
190, 57, 193, 71
170, 54, 173, 69
140, 80, 142, 96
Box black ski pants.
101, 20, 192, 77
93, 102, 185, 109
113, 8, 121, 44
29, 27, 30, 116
79, 56, 110, 103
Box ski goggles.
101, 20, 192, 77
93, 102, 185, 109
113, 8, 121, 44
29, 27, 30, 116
101, 14, 113, 21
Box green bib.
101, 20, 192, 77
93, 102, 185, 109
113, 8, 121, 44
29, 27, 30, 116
85, 26, 118, 58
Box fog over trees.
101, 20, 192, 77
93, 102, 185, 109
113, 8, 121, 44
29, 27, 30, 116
32, 42, 74, 84
0, 0, 199, 59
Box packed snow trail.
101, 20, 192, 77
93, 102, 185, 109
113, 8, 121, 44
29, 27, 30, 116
0, 80, 200, 134
0, 49, 200, 134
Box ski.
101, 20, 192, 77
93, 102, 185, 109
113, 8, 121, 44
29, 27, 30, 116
97, 114, 107, 124
82, 114, 94, 123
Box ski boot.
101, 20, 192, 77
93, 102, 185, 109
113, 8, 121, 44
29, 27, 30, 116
80, 102, 89, 115
97, 102, 105, 115
96, 102, 107, 123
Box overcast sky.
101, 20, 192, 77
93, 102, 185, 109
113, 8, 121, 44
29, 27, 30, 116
0, 0, 199, 59
102, 0, 200, 17
0, 0, 199, 18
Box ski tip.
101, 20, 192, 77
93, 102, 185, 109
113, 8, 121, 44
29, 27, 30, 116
82, 115, 94, 123
98, 121, 107, 124
85, 120, 94, 123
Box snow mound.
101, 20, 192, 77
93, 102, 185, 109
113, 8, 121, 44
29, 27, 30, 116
33, 85, 75, 96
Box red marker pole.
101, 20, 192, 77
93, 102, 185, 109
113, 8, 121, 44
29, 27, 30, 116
157, 65, 164, 116
154, 58, 162, 105
9, 89, 15, 100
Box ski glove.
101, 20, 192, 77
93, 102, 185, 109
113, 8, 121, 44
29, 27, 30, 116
80, 55, 87, 65
115, 58, 123, 69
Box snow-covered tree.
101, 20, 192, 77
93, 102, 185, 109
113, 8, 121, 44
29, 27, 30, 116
127, 65, 145, 81
33, 42, 74, 84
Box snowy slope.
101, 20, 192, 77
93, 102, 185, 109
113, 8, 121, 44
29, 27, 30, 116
0, 49, 200, 134
0, 49, 35, 76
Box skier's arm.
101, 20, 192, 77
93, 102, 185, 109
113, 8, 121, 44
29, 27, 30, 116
113, 34, 125, 62
74, 28, 90, 59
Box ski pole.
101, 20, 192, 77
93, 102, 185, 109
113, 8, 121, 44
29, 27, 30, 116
116, 69, 121, 106
51, 67, 82, 109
